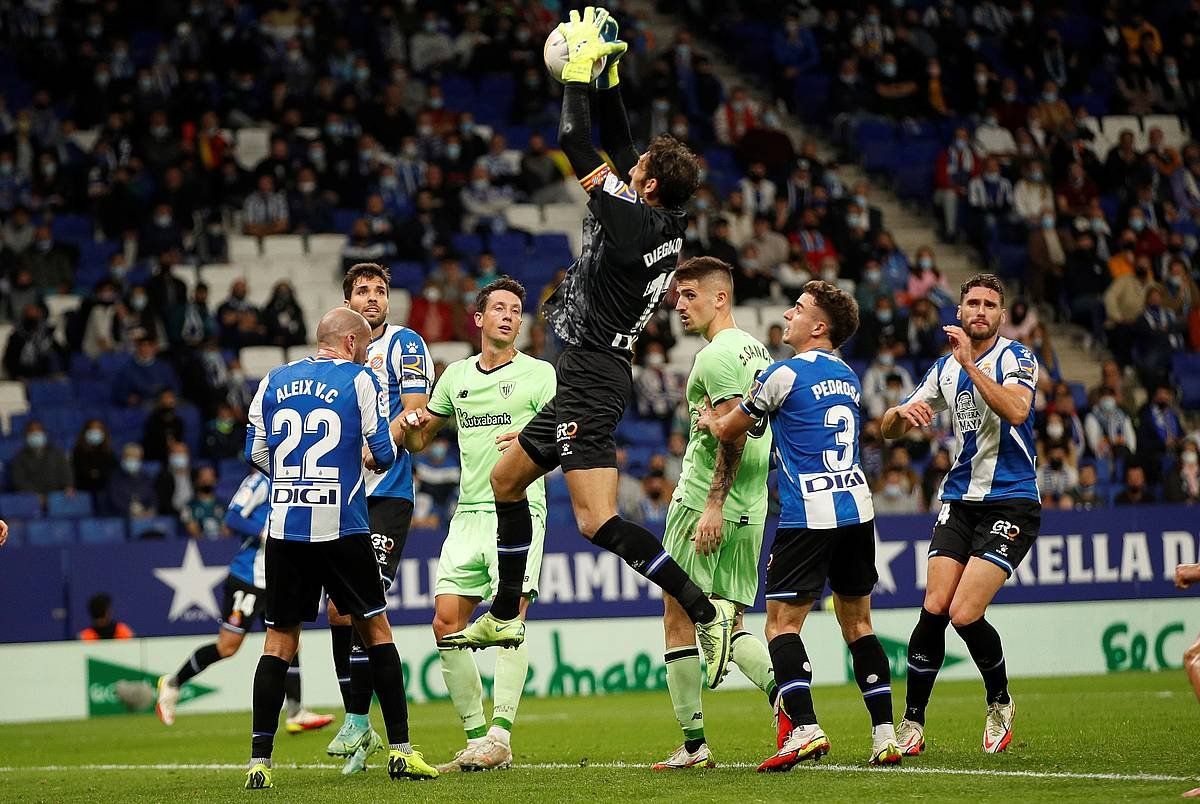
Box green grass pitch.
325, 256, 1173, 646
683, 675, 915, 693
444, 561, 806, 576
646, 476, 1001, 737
2, 672, 1196, 802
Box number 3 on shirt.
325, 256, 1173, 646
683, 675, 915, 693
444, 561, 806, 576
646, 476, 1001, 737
822, 404, 855, 471
271, 409, 342, 481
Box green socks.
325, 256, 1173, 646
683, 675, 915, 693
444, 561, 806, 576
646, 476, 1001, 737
731, 630, 776, 698
439, 646, 487, 739
665, 646, 705, 743
492, 641, 529, 730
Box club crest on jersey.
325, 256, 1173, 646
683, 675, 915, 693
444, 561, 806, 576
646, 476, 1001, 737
369, 354, 385, 370
955, 390, 982, 432
500, 381, 515, 399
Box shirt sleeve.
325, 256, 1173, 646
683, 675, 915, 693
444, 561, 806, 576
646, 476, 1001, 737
901, 359, 950, 413
398, 329, 433, 396
534, 361, 558, 411
587, 171, 651, 253
244, 375, 271, 473
356, 368, 396, 470
427, 361, 456, 418
999, 342, 1038, 391
740, 361, 797, 418
697, 344, 752, 407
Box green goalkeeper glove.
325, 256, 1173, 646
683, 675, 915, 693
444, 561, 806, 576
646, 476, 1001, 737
594, 13, 626, 90
558, 6, 627, 84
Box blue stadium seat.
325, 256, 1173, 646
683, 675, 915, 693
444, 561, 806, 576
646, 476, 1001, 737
26, 519, 77, 546
1180, 374, 1200, 410
333, 208, 360, 234
488, 232, 527, 258
105, 407, 148, 436
1068, 382, 1088, 412
26, 379, 75, 406
50, 213, 92, 245
451, 232, 485, 256
77, 517, 127, 544
216, 477, 241, 503
388, 261, 427, 294
46, 492, 93, 519
69, 353, 101, 379
96, 351, 132, 377
218, 458, 246, 480
532, 233, 572, 260
0, 492, 41, 519
129, 516, 179, 540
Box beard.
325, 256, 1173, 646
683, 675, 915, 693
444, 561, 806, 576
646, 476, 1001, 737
966, 318, 1000, 342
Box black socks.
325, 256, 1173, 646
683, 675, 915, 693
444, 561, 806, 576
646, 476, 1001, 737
591, 516, 716, 624
769, 633, 816, 726
174, 642, 221, 686
848, 634, 893, 727
250, 655, 289, 760
905, 608, 950, 724
330, 624, 354, 710
955, 617, 1010, 705
366, 643, 410, 745
492, 498, 533, 621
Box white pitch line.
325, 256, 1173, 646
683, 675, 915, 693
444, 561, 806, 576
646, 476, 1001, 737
0, 762, 1192, 783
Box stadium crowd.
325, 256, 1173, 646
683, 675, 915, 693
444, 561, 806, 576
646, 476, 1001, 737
1, 0, 1199, 546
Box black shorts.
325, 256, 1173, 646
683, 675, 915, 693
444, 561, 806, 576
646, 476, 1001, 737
368, 496, 414, 588
264, 534, 387, 628
929, 499, 1041, 576
220, 574, 267, 634
765, 521, 879, 601
517, 346, 631, 472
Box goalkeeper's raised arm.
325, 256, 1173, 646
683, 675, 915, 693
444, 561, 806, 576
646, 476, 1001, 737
555, 7, 632, 189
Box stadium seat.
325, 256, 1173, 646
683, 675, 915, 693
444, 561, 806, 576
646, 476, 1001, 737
77, 517, 127, 544
228, 235, 262, 261
0, 381, 28, 434
1143, 114, 1188, 149
0, 492, 41, 519
46, 492, 93, 519
429, 341, 474, 364
129, 516, 179, 540
43, 294, 82, 334
262, 235, 305, 258
285, 344, 317, 363
1101, 115, 1142, 146
235, 127, 271, 170
239, 346, 287, 380
306, 233, 348, 259
26, 519, 77, 547
388, 261, 427, 294
25, 379, 75, 406
218, 457, 246, 480
451, 232, 485, 256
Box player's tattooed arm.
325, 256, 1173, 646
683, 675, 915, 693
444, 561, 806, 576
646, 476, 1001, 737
695, 395, 755, 443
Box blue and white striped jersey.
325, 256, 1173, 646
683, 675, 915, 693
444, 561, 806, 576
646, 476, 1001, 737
741, 349, 874, 529
904, 336, 1040, 503
246, 356, 396, 542
225, 472, 270, 588
364, 324, 432, 499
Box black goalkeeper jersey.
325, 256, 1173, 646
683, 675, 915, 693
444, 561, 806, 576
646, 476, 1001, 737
543, 170, 686, 358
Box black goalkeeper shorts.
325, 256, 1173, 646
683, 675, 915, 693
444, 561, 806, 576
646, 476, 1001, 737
518, 346, 631, 473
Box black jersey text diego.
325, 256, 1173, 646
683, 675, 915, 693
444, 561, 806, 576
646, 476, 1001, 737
543, 169, 687, 356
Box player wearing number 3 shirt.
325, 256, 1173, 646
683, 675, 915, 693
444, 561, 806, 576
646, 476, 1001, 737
697, 280, 899, 771
442, 10, 737, 700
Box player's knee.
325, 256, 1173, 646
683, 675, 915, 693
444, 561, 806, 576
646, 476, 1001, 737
431, 614, 461, 641
839, 618, 873, 645
1184, 641, 1200, 668
490, 464, 522, 501
922, 593, 952, 617
216, 640, 240, 659
948, 604, 983, 629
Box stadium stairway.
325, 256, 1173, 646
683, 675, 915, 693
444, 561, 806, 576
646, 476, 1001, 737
634, 0, 1101, 391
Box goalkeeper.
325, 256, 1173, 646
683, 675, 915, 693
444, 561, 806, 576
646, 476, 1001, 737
442, 7, 739, 687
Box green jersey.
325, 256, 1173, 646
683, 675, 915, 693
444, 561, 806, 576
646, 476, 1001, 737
427, 351, 557, 517
675, 327, 773, 524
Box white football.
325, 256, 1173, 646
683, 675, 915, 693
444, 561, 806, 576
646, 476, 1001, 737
543, 27, 607, 84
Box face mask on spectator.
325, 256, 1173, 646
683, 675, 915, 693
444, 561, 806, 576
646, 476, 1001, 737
423, 287, 442, 302
1129, 217, 1146, 232
1183, 451, 1198, 467
122, 457, 142, 475
1002, 90, 1017, 102
471, 177, 488, 191
877, 308, 893, 324
1046, 421, 1064, 439
1042, 90, 1058, 103
131, 295, 148, 311
154, 213, 172, 227
430, 441, 448, 461
356, 67, 370, 82
883, 482, 902, 498
446, 143, 462, 160
299, 180, 317, 193
85, 428, 105, 446
1099, 396, 1117, 413
880, 62, 897, 78
645, 352, 665, 367
865, 268, 882, 284
27, 431, 47, 450
402, 143, 420, 159
169, 453, 189, 471
418, 124, 434, 138
1041, 214, 1055, 230
821, 267, 839, 283
671, 123, 689, 139
918, 256, 934, 270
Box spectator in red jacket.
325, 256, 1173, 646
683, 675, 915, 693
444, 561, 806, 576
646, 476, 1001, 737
934, 126, 981, 241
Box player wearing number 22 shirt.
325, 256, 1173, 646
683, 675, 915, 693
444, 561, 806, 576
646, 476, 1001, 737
240, 308, 438, 789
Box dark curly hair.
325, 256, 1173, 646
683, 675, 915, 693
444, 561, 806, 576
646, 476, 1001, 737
803, 279, 860, 348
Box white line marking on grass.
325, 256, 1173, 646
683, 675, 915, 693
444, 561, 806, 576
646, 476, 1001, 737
0, 762, 1193, 783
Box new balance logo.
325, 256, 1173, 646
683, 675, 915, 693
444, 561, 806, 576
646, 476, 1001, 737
691, 712, 703, 721
458, 390, 469, 398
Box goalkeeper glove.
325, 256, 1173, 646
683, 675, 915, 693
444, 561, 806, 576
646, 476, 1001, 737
558, 6, 627, 84
594, 13, 626, 90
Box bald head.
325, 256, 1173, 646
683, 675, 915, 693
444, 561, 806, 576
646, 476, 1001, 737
316, 306, 371, 364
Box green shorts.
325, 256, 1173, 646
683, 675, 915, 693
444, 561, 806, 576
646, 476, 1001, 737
662, 502, 765, 608
434, 508, 546, 601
